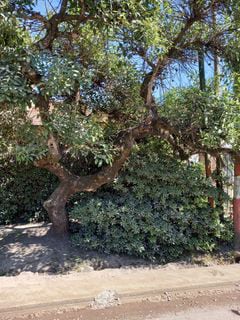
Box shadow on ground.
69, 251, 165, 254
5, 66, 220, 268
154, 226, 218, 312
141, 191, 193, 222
0, 223, 148, 276
0, 223, 235, 276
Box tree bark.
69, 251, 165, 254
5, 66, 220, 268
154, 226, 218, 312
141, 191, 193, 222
43, 183, 74, 235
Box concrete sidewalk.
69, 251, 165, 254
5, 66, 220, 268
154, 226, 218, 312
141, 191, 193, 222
0, 264, 240, 312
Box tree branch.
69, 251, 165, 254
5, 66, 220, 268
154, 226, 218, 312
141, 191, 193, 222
35, 107, 239, 196
34, 159, 74, 181
18, 9, 48, 24
140, 17, 197, 108
63, 14, 91, 22
59, 0, 68, 16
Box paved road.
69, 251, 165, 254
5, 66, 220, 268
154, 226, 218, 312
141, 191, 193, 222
1, 264, 240, 311
1, 286, 240, 320
150, 307, 240, 320
1, 264, 240, 320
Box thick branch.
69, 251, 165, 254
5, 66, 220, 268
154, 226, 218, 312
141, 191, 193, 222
35, 118, 154, 192
33, 0, 91, 49
18, 9, 48, 24
21, 62, 42, 84
34, 159, 74, 181
59, 0, 69, 16
35, 108, 239, 204
63, 14, 91, 22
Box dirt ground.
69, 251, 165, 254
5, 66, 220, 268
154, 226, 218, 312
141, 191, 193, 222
0, 223, 239, 320
0, 223, 235, 276
1, 283, 240, 319
0, 223, 148, 275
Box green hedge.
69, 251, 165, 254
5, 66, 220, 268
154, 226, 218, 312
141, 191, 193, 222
70, 141, 233, 261
0, 162, 57, 224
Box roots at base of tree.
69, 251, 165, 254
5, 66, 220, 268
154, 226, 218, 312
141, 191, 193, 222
234, 251, 240, 263
49, 222, 69, 237
44, 203, 69, 236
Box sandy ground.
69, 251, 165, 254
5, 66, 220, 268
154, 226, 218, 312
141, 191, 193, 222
0, 224, 239, 320
0, 223, 152, 275
0, 223, 234, 276
1, 283, 240, 319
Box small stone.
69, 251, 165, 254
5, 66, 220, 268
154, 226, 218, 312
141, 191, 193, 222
89, 290, 120, 310
164, 291, 171, 301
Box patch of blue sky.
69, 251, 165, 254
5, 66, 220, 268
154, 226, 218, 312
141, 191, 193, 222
34, 0, 60, 14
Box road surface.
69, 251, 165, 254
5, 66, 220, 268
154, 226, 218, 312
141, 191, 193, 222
1, 264, 240, 320
1, 284, 240, 320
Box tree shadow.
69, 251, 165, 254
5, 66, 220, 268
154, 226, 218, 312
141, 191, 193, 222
231, 309, 240, 316
0, 223, 149, 276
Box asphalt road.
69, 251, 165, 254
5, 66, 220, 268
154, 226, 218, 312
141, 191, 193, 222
1, 285, 240, 320
150, 307, 240, 320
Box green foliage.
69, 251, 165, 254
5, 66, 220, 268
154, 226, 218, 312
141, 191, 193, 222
161, 87, 240, 150
50, 107, 115, 166
0, 0, 238, 251
1, 0, 239, 169
0, 21, 144, 167
70, 140, 232, 261
0, 162, 57, 224
0, 2, 27, 52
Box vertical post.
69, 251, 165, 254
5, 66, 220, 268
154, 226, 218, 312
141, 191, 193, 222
216, 155, 224, 220
198, 49, 214, 207
212, 1, 220, 95
198, 50, 206, 91
233, 155, 240, 258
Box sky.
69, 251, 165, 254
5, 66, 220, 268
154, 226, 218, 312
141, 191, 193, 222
35, 0, 60, 14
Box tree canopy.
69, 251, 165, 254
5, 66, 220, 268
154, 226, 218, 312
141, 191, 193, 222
1, 0, 240, 234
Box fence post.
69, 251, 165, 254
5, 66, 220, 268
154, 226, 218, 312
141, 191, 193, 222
233, 155, 240, 260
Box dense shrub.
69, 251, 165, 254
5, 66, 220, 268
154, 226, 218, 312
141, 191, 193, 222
70, 141, 233, 261
0, 162, 57, 224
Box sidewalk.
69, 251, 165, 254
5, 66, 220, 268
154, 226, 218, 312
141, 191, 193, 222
0, 264, 240, 312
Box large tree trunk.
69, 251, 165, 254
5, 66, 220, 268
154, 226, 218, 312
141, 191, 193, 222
35, 130, 137, 235
43, 183, 74, 235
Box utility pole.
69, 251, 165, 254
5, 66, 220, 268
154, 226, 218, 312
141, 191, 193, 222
198, 49, 214, 208
198, 50, 206, 91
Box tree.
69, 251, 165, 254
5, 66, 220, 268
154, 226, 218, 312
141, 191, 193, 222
1, 0, 240, 237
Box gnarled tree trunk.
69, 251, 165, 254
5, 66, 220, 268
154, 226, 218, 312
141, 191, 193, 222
43, 183, 74, 235
36, 114, 178, 235
35, 131, 136, 235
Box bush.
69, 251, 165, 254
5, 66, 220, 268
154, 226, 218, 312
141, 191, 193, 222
0, 162, 57, 224
70, 140, 233, 261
